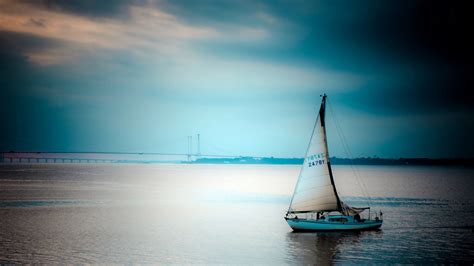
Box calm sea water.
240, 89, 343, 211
0, 164, 473, 264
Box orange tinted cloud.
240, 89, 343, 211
0, 0, 223, 65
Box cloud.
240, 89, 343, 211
0, 1, 220, 64
156, 56, 364, 97
18, 0, 137, 18
1, 0, 473, 157
281, 0, 474, 115
0, 0, 269, 66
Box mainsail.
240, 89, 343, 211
288, 95, 363, 215
288, 95, 341, 213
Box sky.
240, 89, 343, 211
1, 0, 473, 158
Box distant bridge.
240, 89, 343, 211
0, 133, 274, 164
0, 134, 264, 163
0, 151, 265, 164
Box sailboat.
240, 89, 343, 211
285, 94, 383, 231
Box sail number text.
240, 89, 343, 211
307, 152, 326, 167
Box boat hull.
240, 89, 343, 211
286, 218, 382, 232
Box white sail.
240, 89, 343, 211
288, 95, 341, 213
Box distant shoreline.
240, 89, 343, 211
1, 153, 473, 166
191, 157, 474, 166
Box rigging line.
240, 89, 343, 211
326, 101, 354, 179
327, 99, 373, 207
330, 102, 372, 207
331, 108, 372, 206
329, 107, 369, 202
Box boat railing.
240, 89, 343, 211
286, 209, 383, 222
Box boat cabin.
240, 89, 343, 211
325, 215, 352, 223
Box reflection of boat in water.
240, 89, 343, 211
285, 230, 384, 264
285, 231, 361, 264
285, 94, 382, 231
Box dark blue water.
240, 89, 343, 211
0, 164, 473, 263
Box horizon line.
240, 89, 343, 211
1, 151, 473, 160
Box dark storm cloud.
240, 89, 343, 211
161, 0, 473, 115
18, 0, 139, 18
0, 32, 50, 98
335, 70, 473, 115
0, 31, 62, 56
157, 0, 267, 26
0, 32, 72, 151
334, 0, 474, 114
341, 0, 474, 65
283, 0, 474, 114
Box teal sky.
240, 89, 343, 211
1, 0, 473, 158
